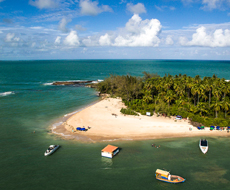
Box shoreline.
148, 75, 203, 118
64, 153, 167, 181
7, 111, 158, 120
51, 97, 230, 143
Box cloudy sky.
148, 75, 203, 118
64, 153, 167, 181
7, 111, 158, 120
1, 0, 230, 60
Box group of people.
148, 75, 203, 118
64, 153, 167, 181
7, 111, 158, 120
152, 144, 160, 148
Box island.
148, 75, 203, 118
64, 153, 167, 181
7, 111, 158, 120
52, 73, 230, 142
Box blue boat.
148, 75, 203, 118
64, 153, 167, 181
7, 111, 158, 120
155, 169, 186, 183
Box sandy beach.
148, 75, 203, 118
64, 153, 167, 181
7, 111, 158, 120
52, 97, 230, 142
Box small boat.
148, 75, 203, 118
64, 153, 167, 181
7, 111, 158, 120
101, 144, 119, 158
155, 169, 186, 183
44, 145, 60, 156
199, 139, 208, 154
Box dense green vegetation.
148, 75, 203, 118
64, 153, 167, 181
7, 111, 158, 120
96, 73, 230, 127
120, 108, 139, 116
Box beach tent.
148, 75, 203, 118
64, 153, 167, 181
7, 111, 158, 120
176, 115, 182, 120
210, 126, 214, 130
76, 127, 81, 131
146, 112, 151, 116
228, 126, 230, 130
216, 126, 220, 130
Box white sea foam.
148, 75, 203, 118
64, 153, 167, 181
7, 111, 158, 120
91, 81, 99, 84
0, 91, 15, 97
43, 82, 53, 86
52, 122, 63, 128
102, 138, 133, 142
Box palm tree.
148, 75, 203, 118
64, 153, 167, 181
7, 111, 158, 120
164, 90, 176, 108
186, 76, 193, 99
221, 97, 230, 118
191, 84, 200, 106
197, 102, 208, 117
211, 101, 222, 118
222, 81, 230, 99
204, 79, 213, 108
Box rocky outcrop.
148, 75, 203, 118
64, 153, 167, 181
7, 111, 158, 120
52, 81, 93, 86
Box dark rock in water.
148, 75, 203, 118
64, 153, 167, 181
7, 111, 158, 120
52, 81, 93, 86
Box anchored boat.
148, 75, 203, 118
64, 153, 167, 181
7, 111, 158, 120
155, 169, 186, 183
199, 139, 208, 154
44, 145, 60, 156
101, 144, 119, 158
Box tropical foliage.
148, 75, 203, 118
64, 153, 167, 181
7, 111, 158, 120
96, 73, 230, 127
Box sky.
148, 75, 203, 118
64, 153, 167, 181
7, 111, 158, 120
1, 0, 230, 60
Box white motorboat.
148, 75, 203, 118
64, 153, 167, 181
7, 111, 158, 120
44, 145, 60, 156
199, 139, 208, 154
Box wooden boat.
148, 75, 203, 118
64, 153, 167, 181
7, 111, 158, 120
199, 139, 208, 154
44, 145, 60, 156
155, 169, 186, 183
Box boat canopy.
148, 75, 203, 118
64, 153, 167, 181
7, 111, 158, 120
101, 145, 118, 153
156, 169, 169, 178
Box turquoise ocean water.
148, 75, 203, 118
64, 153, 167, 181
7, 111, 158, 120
0, 60, 230, 190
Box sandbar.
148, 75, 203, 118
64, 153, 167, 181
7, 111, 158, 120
52, 97, 230, 142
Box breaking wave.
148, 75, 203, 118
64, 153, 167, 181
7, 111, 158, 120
0, 91, 15, 97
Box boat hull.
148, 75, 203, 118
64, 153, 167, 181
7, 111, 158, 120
199, 140, 208, 154
44, 145, 60, 156
156, 175, 186, 183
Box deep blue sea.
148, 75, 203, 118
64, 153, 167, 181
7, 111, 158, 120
0, 60, 230, 190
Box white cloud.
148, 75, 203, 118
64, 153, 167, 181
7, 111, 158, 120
75, 25, 87, 31
201, 0, 230, 10
127, 3, 146, 14
99, 33, 112, 46
64, 31, 80, 46
31, 42, 36, 47
119, 0, 126, 4
155, 5, 163, 11
181, 0, 194, 5
0, 0, 5, 2
79, 0, 112, 16
180, 26, 230, 47
29, 0, 59, 9
58, 18, 71, 33
165, 35, 174, 45
202, 0, 219, 10
55, 36, 61, 44
5, 33, 15, 42
5, 33, 20, 42
98, 14, 162, 47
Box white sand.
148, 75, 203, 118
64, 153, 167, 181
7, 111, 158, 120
53, 97, 230, 142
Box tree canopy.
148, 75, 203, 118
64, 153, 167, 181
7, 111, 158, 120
96, 73, 230, 127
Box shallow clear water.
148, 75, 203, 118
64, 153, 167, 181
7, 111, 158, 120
0, 60, 230, 190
